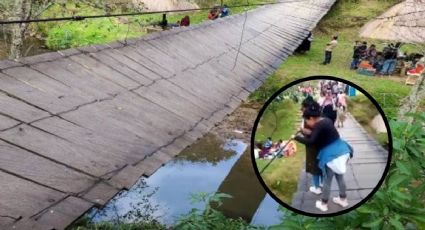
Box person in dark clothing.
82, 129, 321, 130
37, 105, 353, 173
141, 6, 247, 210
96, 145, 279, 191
350, 41, 362, 69
180, 15, 190, 27
293, 102, 352, 212
300, 99, 322, 194
295, 32, 312, 54
359, 41, 368, 59
380, 43, 398, 75
367, 44, 377, 65
220, 4, 230, 17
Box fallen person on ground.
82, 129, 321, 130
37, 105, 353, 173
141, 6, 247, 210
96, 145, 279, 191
208, 8, 219, 20
180, 15, 190, 27
220, 5, 230, 17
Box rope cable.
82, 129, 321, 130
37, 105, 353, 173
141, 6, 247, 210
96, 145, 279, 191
0, 2, 293, 25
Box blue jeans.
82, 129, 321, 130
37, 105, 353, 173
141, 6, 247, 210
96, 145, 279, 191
380, 59, 396, 75
350, 58, 360, 69
312, 174, 322, 187
323, 51, 332, 64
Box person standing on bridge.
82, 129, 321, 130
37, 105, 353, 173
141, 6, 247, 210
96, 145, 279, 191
293, 102, 353, 212
322, 36, 338, 65
300, 97, 323, 195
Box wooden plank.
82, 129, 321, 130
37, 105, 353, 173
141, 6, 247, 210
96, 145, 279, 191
134, 81, 210, 123
82, 182, 120, 205
0, 92, 50, 123
69, 54, 140, 89
133, 41, 189, 74
0, 72, 75, 114
177, 29, 229, 58
0, 139, 96, 193
60, 92, 193, 148
147, 38, 200, 68
107, 49, 163, 81
116, 46, 173, 78
0, 114, 20, 131
32, 117, 152, 164
0, 171, 65, 221
0, 124, 126, 177
88, 51, 154, 86
107, 165, 145, 189
31, 61, 114, 100
53, 58, 124, 95
2, 67, 91, 107
0, 60, 22, 70
30, 196, 92, 229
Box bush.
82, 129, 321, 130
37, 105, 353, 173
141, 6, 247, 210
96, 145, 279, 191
271, 112, 425, 229
174, 192, 263, 230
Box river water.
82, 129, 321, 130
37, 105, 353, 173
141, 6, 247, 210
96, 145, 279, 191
90, 134, 282, 227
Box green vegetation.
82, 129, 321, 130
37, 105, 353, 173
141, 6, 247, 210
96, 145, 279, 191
175, 192, 262, 230
348, 94, 389, 147
263, 0, 425, 228
70, 219, 165, 230
68, 0, 425, 228
275, 113, 425, 229
255, 99, 305, 203
249, 0, 410, 119
251, 34, 411, 119
34, 0, 273, 50
70, 192, 262, 230
255, 99, 299, 141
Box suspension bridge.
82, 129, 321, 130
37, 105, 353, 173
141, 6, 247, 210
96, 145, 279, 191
0, 0, 335, 229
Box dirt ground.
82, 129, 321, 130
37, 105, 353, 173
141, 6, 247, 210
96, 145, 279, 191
211, 102, 263, 143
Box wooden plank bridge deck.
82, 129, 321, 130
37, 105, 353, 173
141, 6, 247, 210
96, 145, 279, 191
0, 0, 335, 229
291, 114, 389, 214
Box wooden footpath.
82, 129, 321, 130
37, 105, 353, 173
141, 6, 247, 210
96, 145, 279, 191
291, 114, 389, 214
0, 0, 335, 229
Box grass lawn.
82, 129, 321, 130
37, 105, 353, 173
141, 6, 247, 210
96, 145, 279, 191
36, 0, 273, 50
249, 0, 412, 205
255, 99, 305, 203
255, 99, 299, 141
250, 0, 412, 120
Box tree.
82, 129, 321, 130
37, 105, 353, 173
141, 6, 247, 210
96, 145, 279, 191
8, 0, 54, 59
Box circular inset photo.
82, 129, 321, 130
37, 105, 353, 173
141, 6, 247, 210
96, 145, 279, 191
251, 76, 392, 217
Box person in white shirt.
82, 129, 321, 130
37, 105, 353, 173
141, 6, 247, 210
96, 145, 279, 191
322, 36, 338, 65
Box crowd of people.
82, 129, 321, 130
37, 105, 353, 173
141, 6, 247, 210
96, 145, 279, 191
159, 5, 230, 29
350, 41, 398, 75
208, 5, 230, 20
292, 81, 353, 212
350, 41, 425, 77
254, 138, 297, 159
298, 81, 348, 128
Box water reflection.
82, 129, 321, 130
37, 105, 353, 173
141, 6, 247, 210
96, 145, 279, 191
91, 134, 283, 227
176, 133, 238, 165
251, 194, 282, 226
93, 136, 247, 225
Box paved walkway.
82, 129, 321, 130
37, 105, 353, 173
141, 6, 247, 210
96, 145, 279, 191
0, 1, 335, 229
291, 113, 388, 214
